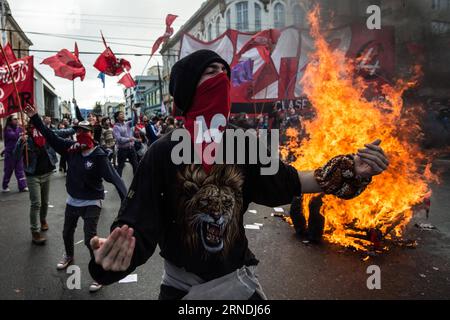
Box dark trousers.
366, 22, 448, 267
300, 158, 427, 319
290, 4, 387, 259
117, 147, 138, 177
63, 204, 101, 258
59, 154, 67, 172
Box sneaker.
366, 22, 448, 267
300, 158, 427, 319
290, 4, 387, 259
56, 254, 73, 270
20, 187, 29, 192
31, 232, 46, 245
41, 221, 49, 232
2, 188, 10, 193
89, 281, 103, 293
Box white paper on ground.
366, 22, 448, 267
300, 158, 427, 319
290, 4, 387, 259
248, 209, 257, 214
273, 207, 284, 213
119, 274, 138, 283
254, 223, 264, 227
244, 224, 260, 230
48, 205, 54, 208
75, 240, 83, 245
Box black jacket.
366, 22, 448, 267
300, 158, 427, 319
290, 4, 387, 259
89, 129, 302, 284
30, 114, 127, 201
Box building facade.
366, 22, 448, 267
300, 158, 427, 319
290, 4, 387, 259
160, 0, 450, 111
34, 68, 59, 119
102, 102, 125, 120
123, 74, 163, 118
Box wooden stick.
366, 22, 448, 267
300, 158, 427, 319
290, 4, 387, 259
0, 44, 29, 166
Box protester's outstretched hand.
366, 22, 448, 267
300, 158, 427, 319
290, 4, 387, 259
24, 104, 37, 118
355, 139, 389, 178
90, 225, 135, 272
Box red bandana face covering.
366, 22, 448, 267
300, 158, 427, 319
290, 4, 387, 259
76, 132, 95, 150
184, 72, 231, 173
32, 128, 46, 148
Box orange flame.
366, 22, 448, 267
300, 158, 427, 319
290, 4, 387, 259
286, 6, 433, 250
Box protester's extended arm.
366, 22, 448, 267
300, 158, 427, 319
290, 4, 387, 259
74, 101, 84, 122
89, 144, 163, 285
53, 127, 76, 138
298, 139, 389, 197
98, 156, 127, 201
24, 105, 75, 154
248, 139, 388, 206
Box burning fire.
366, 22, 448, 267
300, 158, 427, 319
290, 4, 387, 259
284, 6, 435, 251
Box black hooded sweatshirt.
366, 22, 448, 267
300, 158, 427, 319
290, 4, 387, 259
89, 49, 302, 284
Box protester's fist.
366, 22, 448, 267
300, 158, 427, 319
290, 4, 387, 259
91, 225, 135, 272
24, 104, 37, 118
355, 139, 389, 178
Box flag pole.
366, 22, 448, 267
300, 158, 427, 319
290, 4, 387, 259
0, 44, 28, 166
72, 79, 75, 101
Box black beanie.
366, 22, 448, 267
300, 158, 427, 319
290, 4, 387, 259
169, 49, 231, 115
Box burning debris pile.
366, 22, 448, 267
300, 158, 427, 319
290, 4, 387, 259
281, 7, 438, 252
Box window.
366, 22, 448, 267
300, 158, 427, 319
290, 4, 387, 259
293, 4, 304, 26
274, 2, 285, 29
216, 18, 221, 37
236, 1, 249, 31
432, 0, 450, 9
226, 9, 231, 29
431, 20, 450, 34
255, 3, 262, 31
207, 23, 212, 41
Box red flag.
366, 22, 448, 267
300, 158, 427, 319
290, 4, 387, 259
237, 29, 281, 56
41, 43, 86, 81
118, 73, 136, 88
0, 43, 17, 65
94, 32, 132, 76
94, 47, 123, 76
150, 14, 178, 56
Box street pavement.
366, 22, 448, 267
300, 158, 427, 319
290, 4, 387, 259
0, 155, 449, 300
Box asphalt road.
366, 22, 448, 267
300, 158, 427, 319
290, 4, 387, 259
0, 157, 449, 300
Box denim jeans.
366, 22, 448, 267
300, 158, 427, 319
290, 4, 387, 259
63, 204, 101, 258
26, 172, 52, 232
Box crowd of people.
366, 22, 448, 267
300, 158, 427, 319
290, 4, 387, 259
0, 50, 390, 301
0, 102, 185, 293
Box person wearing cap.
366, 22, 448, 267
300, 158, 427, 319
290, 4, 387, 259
87, 50, 389, 299
23, 104, 127, 293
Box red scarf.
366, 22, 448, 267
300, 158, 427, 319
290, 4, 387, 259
184, 72, 231, 173
32, 128, 46, 148
76, 132, 95, 150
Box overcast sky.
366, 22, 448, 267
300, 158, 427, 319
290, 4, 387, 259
9, 0, 205, 108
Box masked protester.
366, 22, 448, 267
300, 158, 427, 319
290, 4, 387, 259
2, 115, 28, 192
87, 50, 389, 300
23, 105, 127, 293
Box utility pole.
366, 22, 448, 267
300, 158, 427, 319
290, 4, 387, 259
157, 62, 165, 114
0, 0, 7, 46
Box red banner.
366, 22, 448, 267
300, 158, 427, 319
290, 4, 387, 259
0, 56, 34, 118
180, 25, 395, 105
